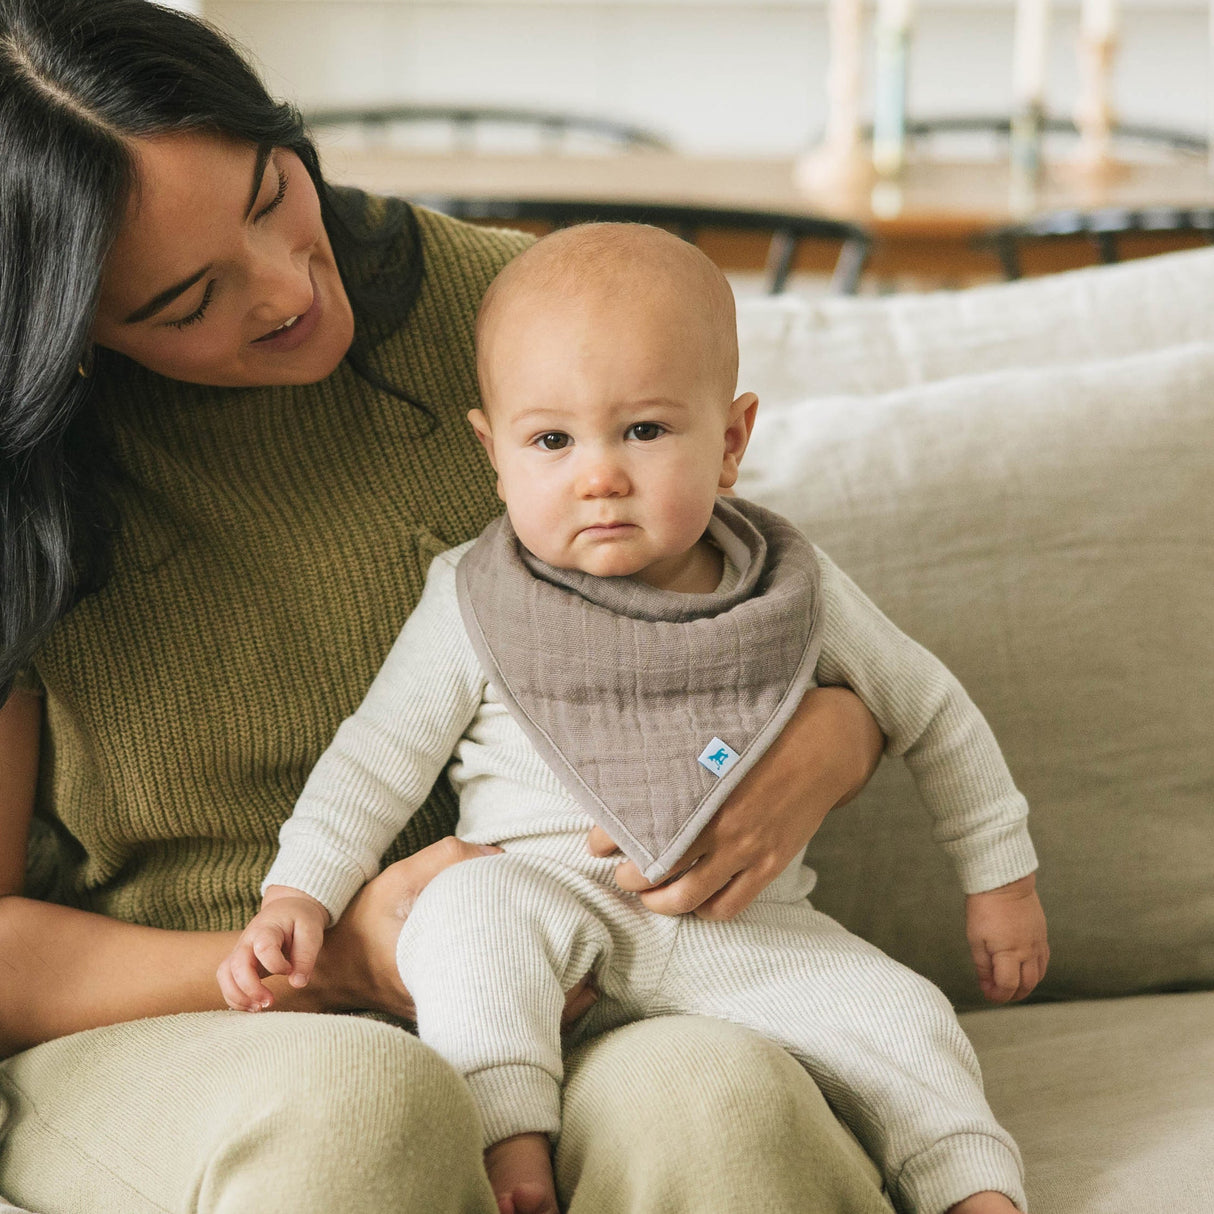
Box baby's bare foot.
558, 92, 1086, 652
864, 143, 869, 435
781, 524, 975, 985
485, 1132, 559, 1214
947, 1192, 1020, 1214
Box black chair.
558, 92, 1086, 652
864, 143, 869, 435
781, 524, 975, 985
862, 115, 1208, 162
409, 196, 871, 295
978, 207, 1214, 280
304, 103, 671, 154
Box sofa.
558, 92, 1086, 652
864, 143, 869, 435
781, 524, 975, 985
2, 249, 1208, 1214
733, 246, 1214, 1213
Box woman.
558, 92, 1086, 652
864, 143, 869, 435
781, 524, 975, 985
0, 1, 891, 1210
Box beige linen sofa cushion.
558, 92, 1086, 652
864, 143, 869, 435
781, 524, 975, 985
738, 246, 1214, 400
737, 341, 1214, 1010
961, 991, 1214, 1213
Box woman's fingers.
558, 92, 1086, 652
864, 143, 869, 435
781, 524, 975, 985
604, 845, 752, 917
585, 826, 621, 857
321, 837, 501, 1016
377, 837, 504, 919
560, 974, 599, 1027
635, 854, 737, 917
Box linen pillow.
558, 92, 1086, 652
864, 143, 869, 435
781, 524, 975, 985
737, 246, 1214, 403
737, 341, 1214, 1010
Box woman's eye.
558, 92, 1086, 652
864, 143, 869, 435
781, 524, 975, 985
628, 422, 664, 442
166, 280, 215, 330
254, 168, 288, 222
536, 432, 570, 451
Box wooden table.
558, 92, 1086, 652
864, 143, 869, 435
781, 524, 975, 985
317, 142, 1214, 285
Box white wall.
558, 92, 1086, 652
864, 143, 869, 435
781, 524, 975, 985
203, 1, 1212, 157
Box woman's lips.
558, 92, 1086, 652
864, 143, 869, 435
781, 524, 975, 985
252, 268, 322, 351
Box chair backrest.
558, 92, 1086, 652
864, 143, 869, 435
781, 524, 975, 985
980, 206, 1214, 279
408, 196, 871, 296
304, 103, 671, 155
872, 115, 1208, 162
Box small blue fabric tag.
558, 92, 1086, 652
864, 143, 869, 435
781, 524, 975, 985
697, 737, 740, 778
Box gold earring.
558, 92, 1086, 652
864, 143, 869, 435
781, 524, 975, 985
77, 347, 95, 378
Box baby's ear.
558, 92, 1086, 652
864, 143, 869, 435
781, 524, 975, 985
719, 393, 759, 490
467, 409, 507, 502
467, 408, 497, 468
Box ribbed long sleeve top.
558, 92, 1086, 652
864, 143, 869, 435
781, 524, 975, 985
266, 538, 1037, 924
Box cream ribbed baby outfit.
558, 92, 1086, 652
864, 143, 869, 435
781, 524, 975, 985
267, 520, 1033, 1214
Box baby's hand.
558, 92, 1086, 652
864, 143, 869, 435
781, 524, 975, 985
217, 886, 330, 1012
965, 873, 1049, 1004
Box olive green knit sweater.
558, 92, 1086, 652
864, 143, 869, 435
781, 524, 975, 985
30, 203, 531, 932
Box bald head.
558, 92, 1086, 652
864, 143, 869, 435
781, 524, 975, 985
476, 223, 741, 407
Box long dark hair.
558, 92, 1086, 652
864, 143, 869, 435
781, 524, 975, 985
0, 0, 423, 701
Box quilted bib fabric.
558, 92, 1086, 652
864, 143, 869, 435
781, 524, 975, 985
455, 497, 823, 881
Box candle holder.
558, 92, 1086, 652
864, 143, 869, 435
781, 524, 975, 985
871, 19, 911, 177
797, 0, 1144, 191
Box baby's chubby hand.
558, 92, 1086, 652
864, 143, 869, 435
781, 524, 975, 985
217, 885, 330, 1012
966, 873, 1049, 1004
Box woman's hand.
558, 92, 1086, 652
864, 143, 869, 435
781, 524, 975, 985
587, 686, 884, 920
310, 837, 599, 1027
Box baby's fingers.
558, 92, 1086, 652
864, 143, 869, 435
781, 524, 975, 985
219, 946, 274, 1011
286, 917, 325, 989
980, 950, 1043, 1004
251, 927, 293, 980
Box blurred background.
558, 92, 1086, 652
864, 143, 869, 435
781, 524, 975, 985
164, 0, 1213, 292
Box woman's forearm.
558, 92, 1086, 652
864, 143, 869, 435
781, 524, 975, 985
0, 837, 514, 1056
0, 897, 323, 1057
814, 685, 886, 808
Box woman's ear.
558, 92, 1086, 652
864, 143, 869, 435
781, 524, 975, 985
719, 392, 759, 490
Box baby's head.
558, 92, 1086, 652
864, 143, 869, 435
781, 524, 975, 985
469, 223, 757, 591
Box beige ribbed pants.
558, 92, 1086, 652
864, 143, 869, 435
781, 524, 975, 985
0, 1006, 893, 1213
398, 842, 1026, 1214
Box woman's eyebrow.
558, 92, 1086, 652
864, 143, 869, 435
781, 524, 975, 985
123, 266, 210, 324
121, 145, 273, 325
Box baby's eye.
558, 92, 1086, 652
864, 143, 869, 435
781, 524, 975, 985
535, 432, 570, 451
627, 422, 665, 442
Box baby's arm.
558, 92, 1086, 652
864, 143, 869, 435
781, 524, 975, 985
217, 886, 329, 1012
217, 548, 486, 1013
814, 549, 1047, 1000
263, 546, 487, 922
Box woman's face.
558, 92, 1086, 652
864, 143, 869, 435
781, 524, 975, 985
92, 132, 355, 387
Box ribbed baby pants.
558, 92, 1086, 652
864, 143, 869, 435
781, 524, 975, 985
397, 834, 1025, 1214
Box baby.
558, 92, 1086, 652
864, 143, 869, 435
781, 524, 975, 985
220, 223, 1047, 1214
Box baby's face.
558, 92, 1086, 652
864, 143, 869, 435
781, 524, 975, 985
471, 283, 752, 585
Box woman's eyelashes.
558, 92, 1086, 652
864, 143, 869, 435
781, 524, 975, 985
163, 167, 289, 330
166, 280, 215, 330
255, 167, 289, 222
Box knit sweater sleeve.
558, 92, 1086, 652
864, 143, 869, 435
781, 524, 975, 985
813, 547, 1038, 895
264, 543, 484, 921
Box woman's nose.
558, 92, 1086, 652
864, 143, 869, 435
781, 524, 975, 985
249, 238, 311, 318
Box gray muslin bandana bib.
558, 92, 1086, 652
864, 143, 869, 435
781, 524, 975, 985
455, 497, 823, 882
